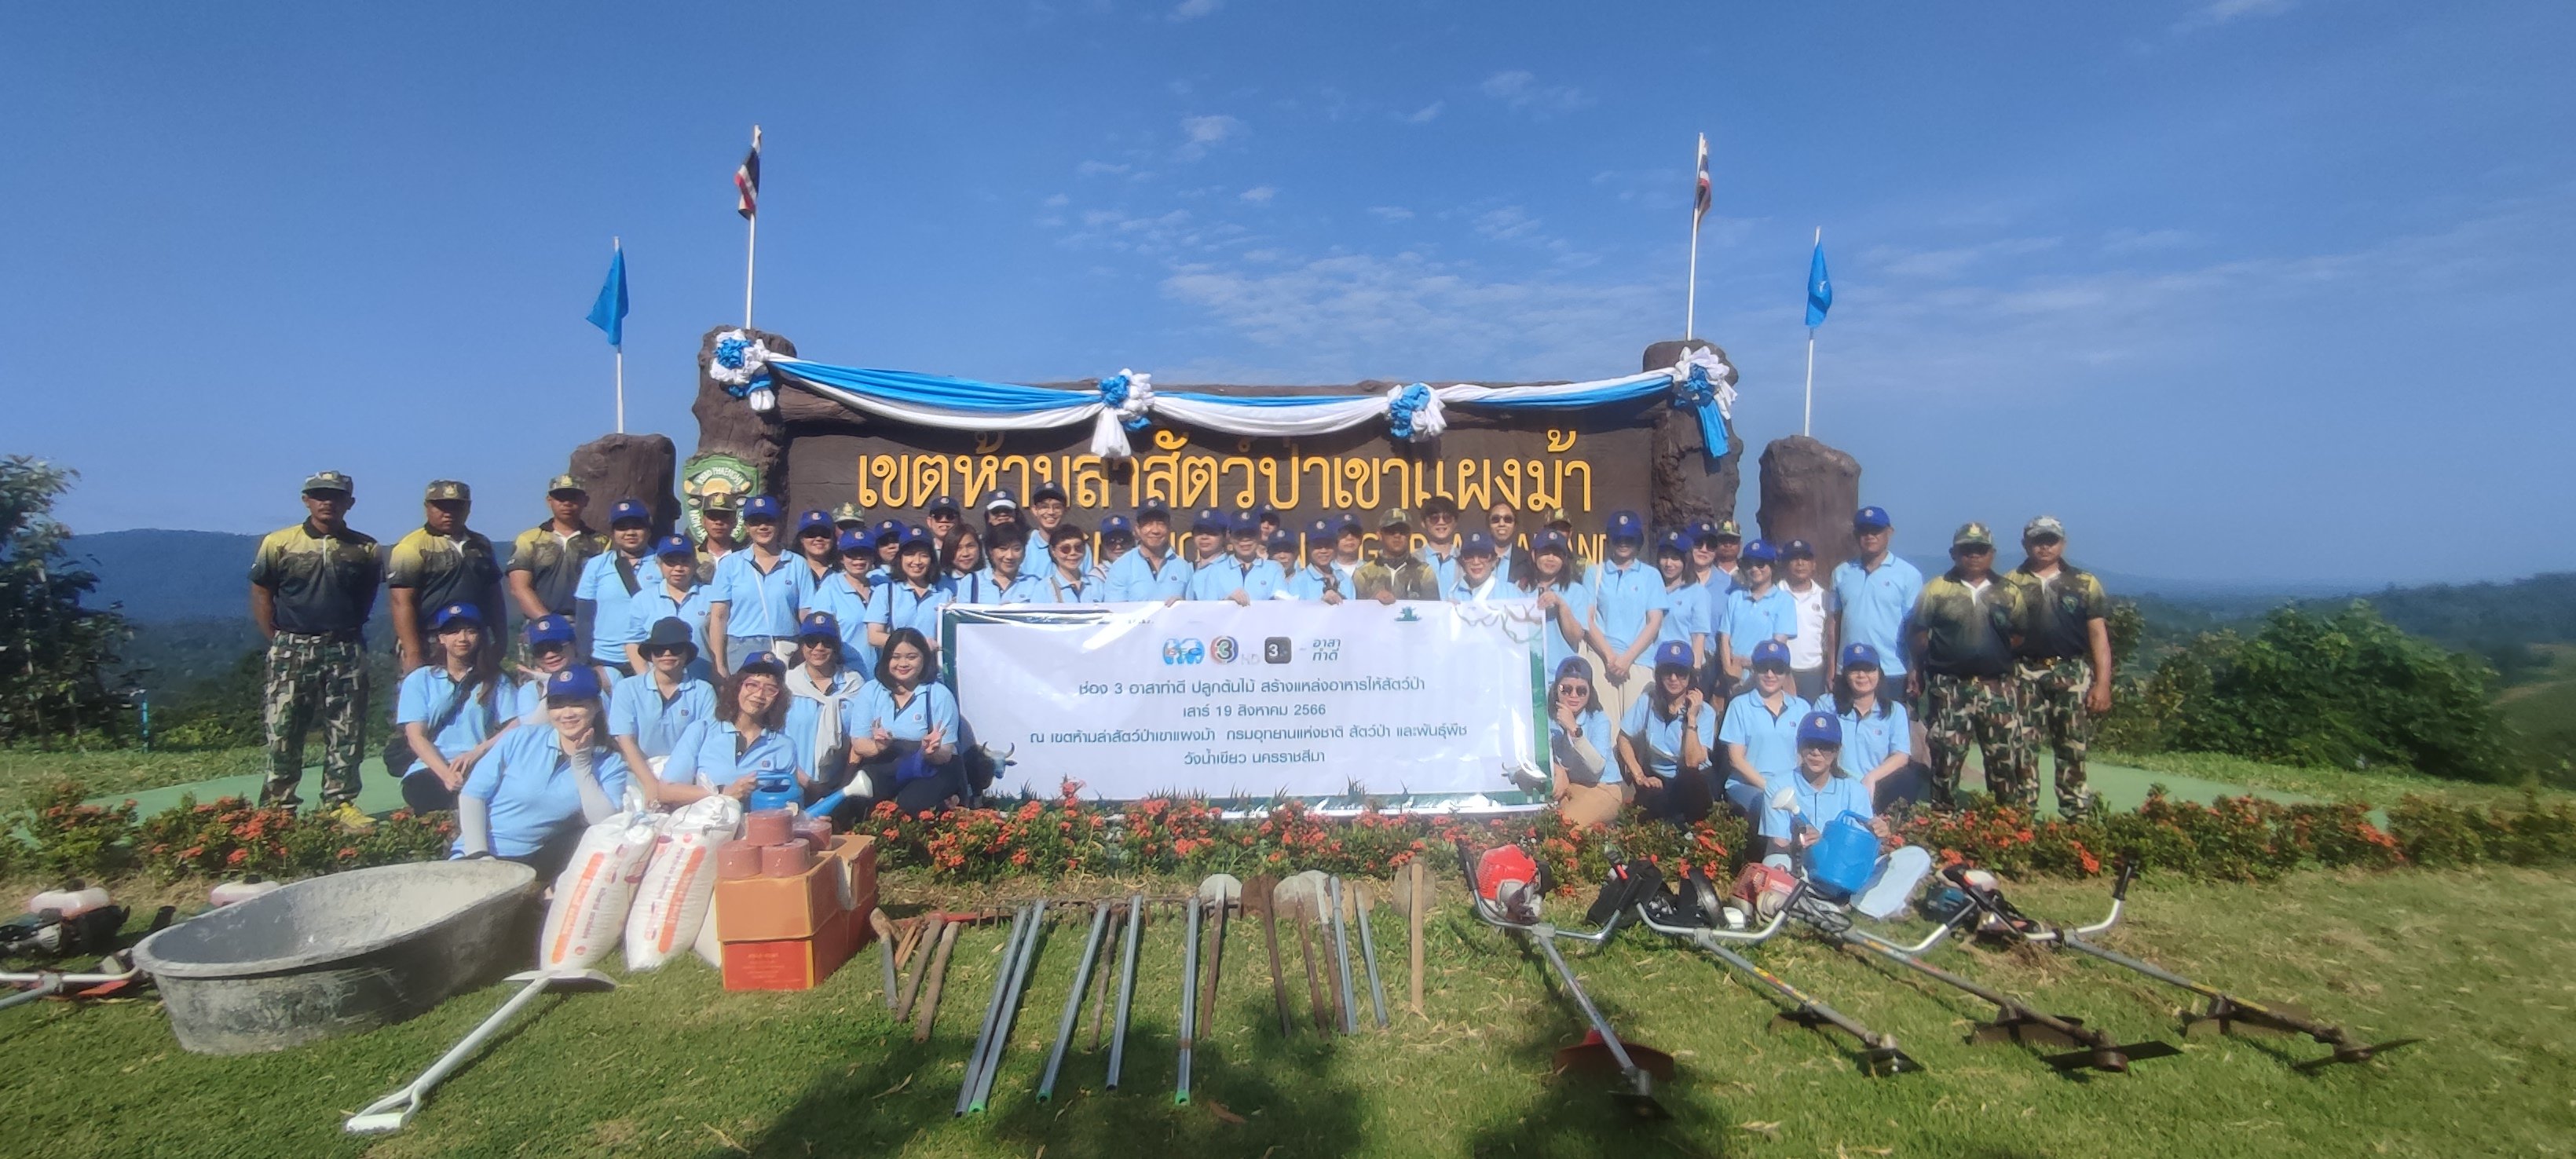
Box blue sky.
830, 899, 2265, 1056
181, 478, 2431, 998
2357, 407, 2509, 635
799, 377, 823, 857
5, 0, 2571, 587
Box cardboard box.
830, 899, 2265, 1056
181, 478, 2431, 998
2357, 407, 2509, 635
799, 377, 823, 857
715, 834, 876, 942
721, 905, 861, 991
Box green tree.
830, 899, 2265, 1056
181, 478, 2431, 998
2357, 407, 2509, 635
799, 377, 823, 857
0, 458, 134, 743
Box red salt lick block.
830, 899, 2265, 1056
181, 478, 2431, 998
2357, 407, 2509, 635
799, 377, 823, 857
760, 838, 811, 878
744, 810, 793, 847
715, 842, 763, 880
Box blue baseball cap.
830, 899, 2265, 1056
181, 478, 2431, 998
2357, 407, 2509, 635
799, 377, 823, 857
609, 499, 651, 526
1255, 506, 1280, 525
653, 533, 695, 560
1740, 539, 1778, 563
525, 613, 574, 645
797, 610, 839, 640
1854, 506, 1892, 531
926, 494, 962, 516
983, 488, 1020, 512
1136, 499, 1173, 524
543, 664, 602, 701
1101, 514, 1134, 539
1191, 507, 1226, 533
1652, 641, 1694, 670
1461, 532, 1497, 557
795, 510, 836, 538
1607, 511, 1645, 541
1229, 510, 1263, 536
1749, 639, 1791, 668
1264, 529, 1296, 553
430, 602, 481, 629
1654, 530, 1689, 556
1304, 518, 1334, 543
1031, 481, 1068, 504
872, 519, 905, 544
1782, 539, 1815, 560
741, 495, 782, 519
896, 525, 935, 550
836, 528, 869, 553
1797, 711, 1843, 748
1334, 510, 1363, 534
1687, 519, 1720, 544
1533, 528, 1571, 555
1839, 642, 1882, 670
735, 652, 787, 680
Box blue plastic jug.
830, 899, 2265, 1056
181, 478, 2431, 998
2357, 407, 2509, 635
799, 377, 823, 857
746, 772, 802, 815
1808, 814, 1883, 897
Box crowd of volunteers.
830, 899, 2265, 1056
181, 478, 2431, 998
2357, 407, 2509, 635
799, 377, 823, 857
250, 470, 2111, 883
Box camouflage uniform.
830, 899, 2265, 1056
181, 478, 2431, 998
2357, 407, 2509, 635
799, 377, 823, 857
2001, 557, 2112, 818
249, 480, 381, 808
1912, 534, 2024, 808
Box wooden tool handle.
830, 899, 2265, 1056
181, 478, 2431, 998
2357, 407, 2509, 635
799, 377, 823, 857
910, 921, 963, 1044
1408, 861, 1427, 1017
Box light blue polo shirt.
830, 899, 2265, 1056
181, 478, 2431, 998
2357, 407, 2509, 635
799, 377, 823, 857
606, 674, 717, 760
1590, 558, 1670, 654
659, 719, 800, 790
803, 572, 880, 674
624, 582, 715, 682
1022, 527, 1094, 580
865, 580, 953, 641
1185, 558, 1286, 602
510, 670, 610, 725
1766, 768, 1877, 848
711, 550, 804, 638
1718, 690, 1814, 787
1105, 549, 1192, 602
1445, 573, 1530, 604
393, 666, 514, 773
575, 550, 657, 665
1550, 706, 1619, 785
454, 726, 633, 859
1829, 554, 1925, 678
1817, 694, 1915, 781
1618, 695, 1718, 780
948, 568, 1019, 606
1720, 587, 1799, 655
1657, 580, 1712, 651
1535, 581, 1595, 681
783, 670, 865, 784
1417, 543, 1463, 594
847, 680, 961, 744
1021, 570, 1107, 605
1283, 565, 1354, 601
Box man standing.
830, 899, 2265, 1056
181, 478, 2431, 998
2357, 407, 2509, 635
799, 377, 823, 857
506, 474, 606, 621
626, 535, 714, 680
1371, 509, 1442, 599
1828, 506, 1923, 695
574, 499, 656, 678
704, 495, 801, 678
1693, 520, 1744, 596
248, 470, 382, 820
693, 492, 742, 583
1331, 511, 1366, 584
386, 480, 504, 674
1106, 501, 1193, 601
1415, 496, 1465, 592
831, 503, 868, 539
1446, 533, 1527, 604
1910, 523, 2022, 810
923, 494, 964, 556
2000, 516, 2113, 818
1583, 511, 1668, 728
981, 489, 1025, 558
1026, 525, 1107, 604
1184, 513, 1286, 604
1483, 501, 1536, 588
1779, 539, 1830, 701
1021, 483, 1089, 580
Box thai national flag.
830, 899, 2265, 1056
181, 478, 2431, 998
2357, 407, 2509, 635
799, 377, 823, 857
734, 127, 762, 220
1693, 133, 1711, 225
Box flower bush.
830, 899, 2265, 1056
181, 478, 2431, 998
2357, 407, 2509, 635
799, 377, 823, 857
0, 781, 454, 883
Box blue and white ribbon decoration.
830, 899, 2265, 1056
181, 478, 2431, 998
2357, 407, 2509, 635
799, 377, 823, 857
708, 329, 780, 412
762, 346, 1736, 459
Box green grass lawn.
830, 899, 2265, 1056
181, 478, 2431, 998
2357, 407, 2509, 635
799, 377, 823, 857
2102, 749, 2575, 810
5, 864, 2571, 1157
0, 746, 265, 810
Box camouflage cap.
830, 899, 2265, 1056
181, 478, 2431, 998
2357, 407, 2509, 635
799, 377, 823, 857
2023, 514, 2066, 541
1952, 521, 1995, 548
302, 470, 354, 496
423, 480, 471, 503
701, 492, 741, 514
1713, 520, 1742, 539
1378, 506, 1412, 530
831, 502, 866, 525
545, 473, 587, 495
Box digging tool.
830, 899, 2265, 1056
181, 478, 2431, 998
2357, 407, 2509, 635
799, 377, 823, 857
1453, 842, 1673, 1119
957, 904, 1035, 1116
1244, 875, 1293, 1037
1107, 893, 1143, 1090
1962, 861, 2420, 1071
1327, 877, 1359, 1035
1176, 892, 1204, 1104
969, 900, 1048, 1113
1406, 861, 1427, 1016
1285, 881, 1332, 1034
913, 920, 965, 1043
1037, 902, 1113, 1102
1196, 874, 1242, 1038
345, 968, 617, 1134
1354, 883, 1389, 1030
873, 910, 904, 1010
895, 915, 947, 1023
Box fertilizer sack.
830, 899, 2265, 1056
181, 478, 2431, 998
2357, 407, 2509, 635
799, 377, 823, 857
624, 797, 742, 972
540, 812, 660, 971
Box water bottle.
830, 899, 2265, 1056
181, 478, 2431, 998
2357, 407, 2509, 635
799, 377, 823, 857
210, 875, 284, 908
745, 771, 803, 816
27, 879, 112, 918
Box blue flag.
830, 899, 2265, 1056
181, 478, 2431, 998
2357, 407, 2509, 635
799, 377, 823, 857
587, 244, 628, 349
1804, 238, 1832, 328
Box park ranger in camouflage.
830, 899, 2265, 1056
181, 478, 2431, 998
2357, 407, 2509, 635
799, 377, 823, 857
386, 480, 506, 674
247, 470, 382, 823
1370, 508, 1444, 600
1909, 521, 2025, 810
2000, 515, 2115, 818
506, 473, 607, 620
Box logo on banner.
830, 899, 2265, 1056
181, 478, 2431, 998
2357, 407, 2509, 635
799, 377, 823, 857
1162, 638, 1206, 665
1394, 607, 1422, 623
1209, 636, 1240, 664
1263, 637, 1293, 664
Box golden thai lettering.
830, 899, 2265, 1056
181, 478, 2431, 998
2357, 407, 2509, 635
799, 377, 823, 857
1069, 455, 1110, 507
1176, 455, 1219, 509
1259, 458, 1299, 511
1218, 457, 1257, 510
953, 454, 999, 505
1555, 459, 1591, 511
851, 450, 1600, 517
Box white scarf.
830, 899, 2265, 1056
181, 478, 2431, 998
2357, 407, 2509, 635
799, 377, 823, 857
785, 664, 858, 770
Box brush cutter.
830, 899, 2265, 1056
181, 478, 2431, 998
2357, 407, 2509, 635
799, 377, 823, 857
345, 968, 617, 1134
1037, 902, 1113, 1102
1954, 860, 2420, 1071
1454, 841, 1674, 1119
1106, 893, 1143, 1090
1621, 861, 1920, 1077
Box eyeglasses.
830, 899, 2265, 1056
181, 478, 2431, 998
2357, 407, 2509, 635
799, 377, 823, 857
1754, 662, 1790, 675
1488, 513, 1516, 525
1554, 683, 1590, 697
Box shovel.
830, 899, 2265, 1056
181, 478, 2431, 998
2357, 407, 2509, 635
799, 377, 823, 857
1396, 860, 1429, 1017
346, 969, 617, 1134
1279, 874, 1333, 1034
912, 920, 965, 1043
1196, 874, 1242, 1037
1242, 875, 1293, 1037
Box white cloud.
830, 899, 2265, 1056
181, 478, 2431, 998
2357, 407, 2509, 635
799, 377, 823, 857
1176, 114, 1246, 160
1473, 206, 1541, 241
2100, 227, 2201, 254
1172, 0, 1221, 20
1042, 193, 1070, 207
1076, 160, 1131, 177
1239, 185, 1276, 204
1366, 206, 1414, 222
1399, 101, 1444, 125
1864, 236, 2061, 281
1479, 71, 1593, 116
2172, 0, 2293, 33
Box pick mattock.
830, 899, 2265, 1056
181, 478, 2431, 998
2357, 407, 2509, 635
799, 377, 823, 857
1196, 874, 1242, 1040
1454, 841, 1674, 1119
1624, 861, 1919, 1077
1958, 859, 2421, 1072
346, 968, 617, 1134
1279, 872, 1334, 1035
1242, 875, 1294, 1037
912, 920, 968, 1044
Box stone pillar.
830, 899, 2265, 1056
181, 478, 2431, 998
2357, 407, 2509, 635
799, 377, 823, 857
689, 324, 800, 487
568, 433, 679, 536
1641, 339, 1743, 530
1755, 435, 1861, 576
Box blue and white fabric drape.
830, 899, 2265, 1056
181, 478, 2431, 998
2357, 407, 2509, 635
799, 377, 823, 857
763, 346, 1737, 461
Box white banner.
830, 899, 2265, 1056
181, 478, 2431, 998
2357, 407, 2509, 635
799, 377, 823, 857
947, 600, 1546, 801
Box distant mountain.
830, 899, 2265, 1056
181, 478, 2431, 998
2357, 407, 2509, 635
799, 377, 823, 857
1895, 555, 2357, 604
68, 528, 261, 622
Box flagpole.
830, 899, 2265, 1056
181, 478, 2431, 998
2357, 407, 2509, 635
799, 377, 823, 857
1685, 214, 1700, 341
1802, 226, 1820, 437
613, 236, 626, 433
742, 125, 760, 329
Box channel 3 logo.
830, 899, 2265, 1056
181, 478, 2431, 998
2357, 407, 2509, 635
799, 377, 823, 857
1210, 636, 1239, 664
1161, 638, 1206, 665
1263, 637, 1292, 664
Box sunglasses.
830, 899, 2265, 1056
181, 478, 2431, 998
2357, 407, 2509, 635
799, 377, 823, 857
1754, 662, 1791, 675
1488, 513, 1516, 523
1554, 682, 1590, 696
